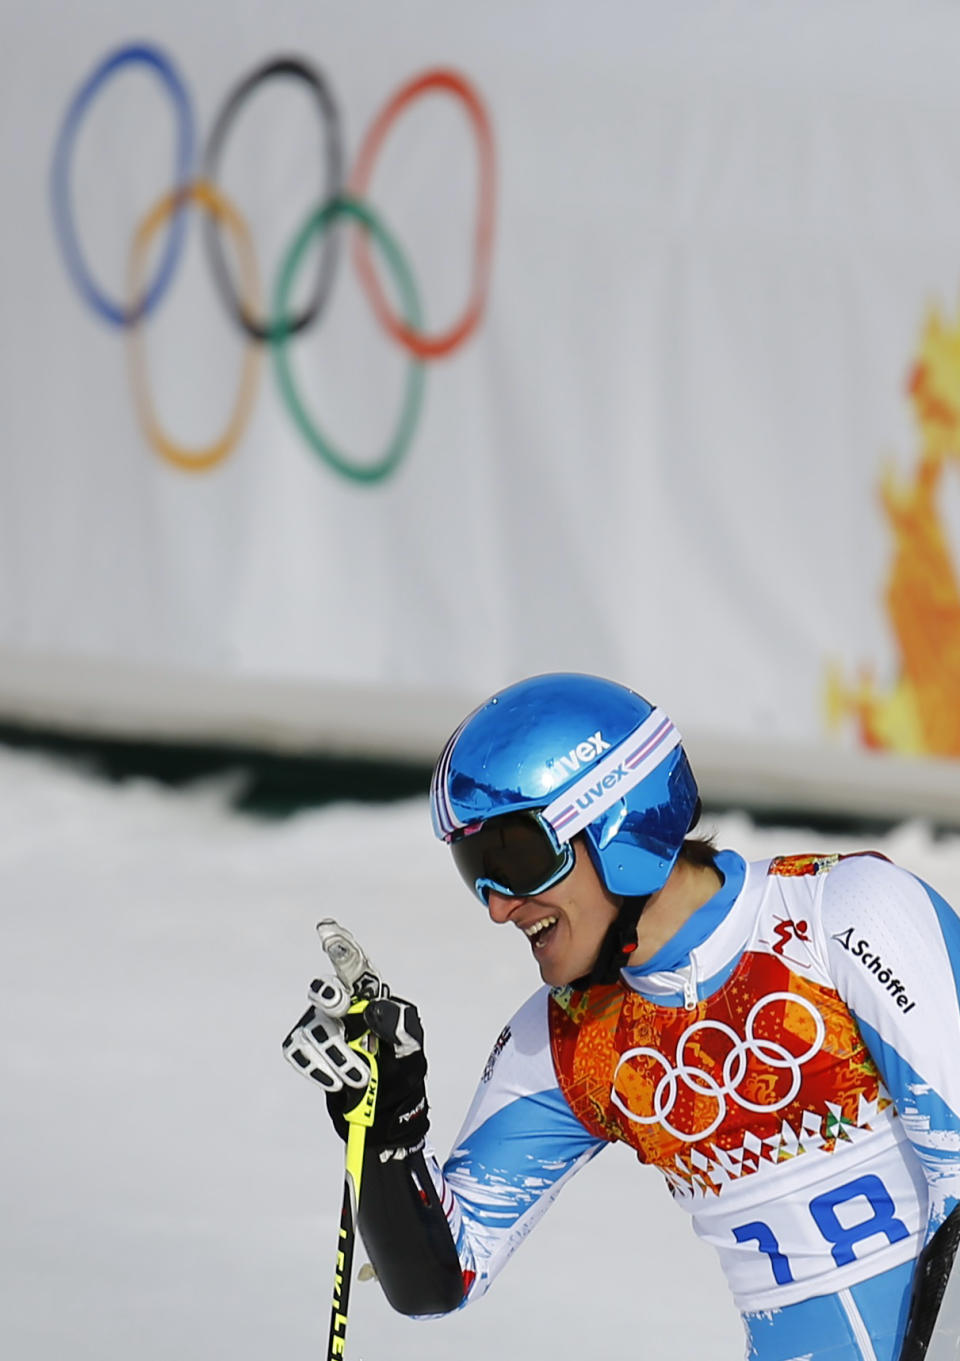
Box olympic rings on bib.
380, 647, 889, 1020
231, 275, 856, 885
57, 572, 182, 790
49, 43, 496, 482
610, 991, 826, 1144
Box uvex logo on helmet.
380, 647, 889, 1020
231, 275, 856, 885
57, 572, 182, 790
549, 731, 611, 784
572, 764, 628, 811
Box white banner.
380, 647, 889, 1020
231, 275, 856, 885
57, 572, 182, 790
3, 0, 960, 816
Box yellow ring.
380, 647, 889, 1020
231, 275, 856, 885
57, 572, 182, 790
125, 180, 261, 473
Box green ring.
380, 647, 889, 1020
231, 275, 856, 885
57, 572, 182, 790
271, 195, 425, 485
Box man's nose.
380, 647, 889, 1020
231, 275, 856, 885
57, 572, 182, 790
487, 891, 522, 924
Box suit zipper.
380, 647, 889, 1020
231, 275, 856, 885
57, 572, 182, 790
682, 961, 698, 1010
839, 1288, 877, 1361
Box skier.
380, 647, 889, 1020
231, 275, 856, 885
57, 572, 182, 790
284, 672, 960, 1360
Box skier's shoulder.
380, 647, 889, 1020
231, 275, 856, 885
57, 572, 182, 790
761, 848, 905, 911
732, 851, 918, 966
509, 982, 553, 1035
816, 850, 921, 930
476, 986, 554, 1086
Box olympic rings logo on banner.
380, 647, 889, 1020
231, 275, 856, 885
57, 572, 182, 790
610, 992, 826, 1144
49, 43, 496, 482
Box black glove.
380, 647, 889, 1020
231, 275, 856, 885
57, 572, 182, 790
283, 980, 430, 1155
329, 996, 429, 1153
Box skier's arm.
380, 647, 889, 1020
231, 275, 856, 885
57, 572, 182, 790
900, 1204, 960, 1361
349, 988, 606, 1313
283, 983, 466, 1315
820, 856, 960, 1359
354, 1145, 466, 1314
284, 978, 604, 1316
435, 989, 607, 1306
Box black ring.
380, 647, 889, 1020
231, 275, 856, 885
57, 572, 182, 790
201, 55, 344, 342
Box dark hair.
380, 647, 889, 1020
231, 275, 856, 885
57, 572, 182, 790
677, 832, 720, 870
676, 797, 719, 868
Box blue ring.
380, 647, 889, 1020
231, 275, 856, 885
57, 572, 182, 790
50, 43, 196, 326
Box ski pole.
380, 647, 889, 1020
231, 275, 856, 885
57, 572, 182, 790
317, 921, 387, 1361
327, 1001, 378, 1361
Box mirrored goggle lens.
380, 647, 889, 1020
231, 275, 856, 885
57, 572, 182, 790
449, 812, 571, 899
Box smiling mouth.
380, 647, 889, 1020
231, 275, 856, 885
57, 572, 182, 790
523, 916, 558, 951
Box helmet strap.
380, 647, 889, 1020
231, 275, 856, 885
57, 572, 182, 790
573, 895, 650, 989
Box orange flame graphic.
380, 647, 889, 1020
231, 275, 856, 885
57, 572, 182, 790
827, 303, 960, 755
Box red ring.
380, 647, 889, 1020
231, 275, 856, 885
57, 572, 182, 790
348, 68, 495, 360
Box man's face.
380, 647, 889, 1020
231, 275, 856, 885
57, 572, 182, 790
486, 839, 620, 986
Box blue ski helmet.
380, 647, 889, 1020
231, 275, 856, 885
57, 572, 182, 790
431, 673, 699, 902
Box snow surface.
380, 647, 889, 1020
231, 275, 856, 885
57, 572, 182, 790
4, 745, 960, 1361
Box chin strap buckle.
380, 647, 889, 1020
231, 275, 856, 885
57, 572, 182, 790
574, 898, 649, 988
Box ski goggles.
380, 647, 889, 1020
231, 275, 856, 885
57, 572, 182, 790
448, 810, 575, 903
